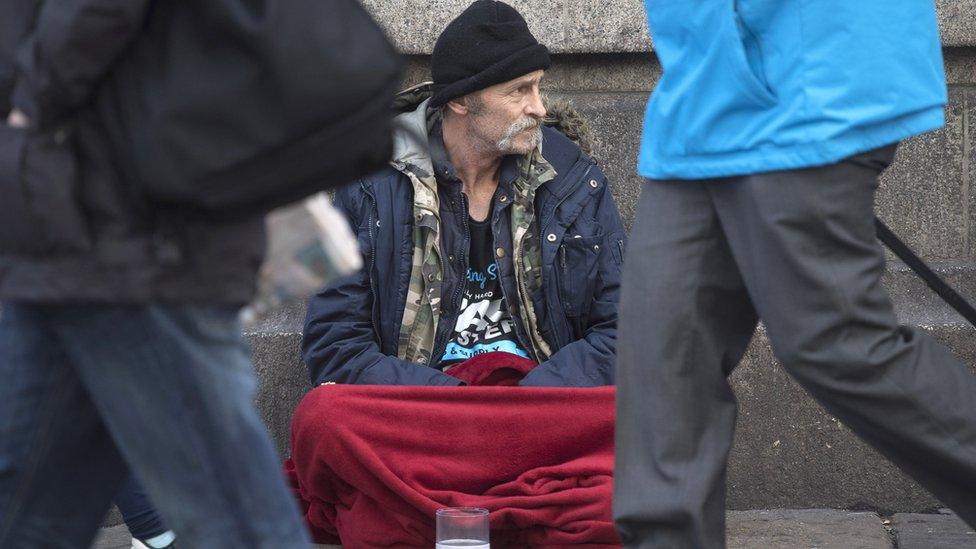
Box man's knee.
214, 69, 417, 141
292, 387, 357, 440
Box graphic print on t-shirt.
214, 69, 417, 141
441, 219, 529, 366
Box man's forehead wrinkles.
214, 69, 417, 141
502, 80, 535, 94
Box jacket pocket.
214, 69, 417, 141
725, 2, 776, 105
0, 124, 91, 255
557, 232, 603, 332
646, 0, 780, 157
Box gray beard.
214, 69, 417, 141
496, 119, 542, 154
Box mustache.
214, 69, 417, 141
495, 116, 543, 153
504, 117, 541, 137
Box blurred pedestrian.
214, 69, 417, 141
0, 0, 400, 547
614, 2, 976, 547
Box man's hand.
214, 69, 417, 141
6, 108, 29, 128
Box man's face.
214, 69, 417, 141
465, 70, 547, 156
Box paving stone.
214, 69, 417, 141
90, 525, 343, 549
90, 512, 975, 549
892, 510, 976, 549
726, 509, 892, 549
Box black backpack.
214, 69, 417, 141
97, 0, 404, 215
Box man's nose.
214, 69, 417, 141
526, 88, 546, 119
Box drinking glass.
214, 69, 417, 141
435, 507, 490, 549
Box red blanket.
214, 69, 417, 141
285, 353, 618, 548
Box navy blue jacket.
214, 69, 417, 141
303, 125, 625, 387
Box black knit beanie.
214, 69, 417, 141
429, 0, 551, 108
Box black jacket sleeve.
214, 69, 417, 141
11, 0, 152, 127
301, 182, 463, 387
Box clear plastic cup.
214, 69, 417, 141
435, 507, 490, 549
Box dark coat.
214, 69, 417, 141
303, 121, 626, 387
0, 0, 264, 304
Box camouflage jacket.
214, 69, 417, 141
394, 103, 555, 367
303, 84, 626, 387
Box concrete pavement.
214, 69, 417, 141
92, 508, 976, 548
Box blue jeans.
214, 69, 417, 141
0, 303, 309, 548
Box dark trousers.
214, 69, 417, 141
613, 145, 976, 548
116, 473, 167, 541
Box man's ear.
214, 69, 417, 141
445, 97, 469, 116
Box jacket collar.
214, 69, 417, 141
386, 88, 558, 205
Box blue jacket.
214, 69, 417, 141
303, 101, 625, 387
638, 0, 947, 179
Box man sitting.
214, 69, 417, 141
302, 0, 625, 388
289, 2, 626, 546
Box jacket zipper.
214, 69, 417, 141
361, 182, 382, 350
559, 245, 570, 312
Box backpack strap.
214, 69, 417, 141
875, 217, 976, 327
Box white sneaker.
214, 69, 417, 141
130, 530, 176, 549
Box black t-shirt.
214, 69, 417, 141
440, 216, 530, 367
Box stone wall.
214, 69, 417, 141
362, 0, 976, 53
